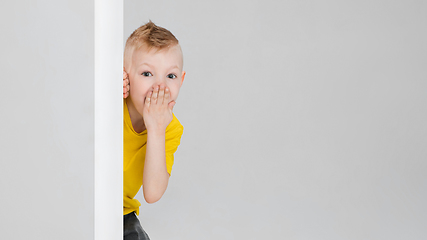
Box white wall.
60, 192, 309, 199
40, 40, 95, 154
94, 0, 123, 239
0, 1, 94, 239
125, 0, 427, 239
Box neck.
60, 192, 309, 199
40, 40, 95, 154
126, 98, 146, 133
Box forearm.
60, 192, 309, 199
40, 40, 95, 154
142, 129, 170, 203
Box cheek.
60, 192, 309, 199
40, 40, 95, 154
130, 80, 150, 96
170, 88, 180, 100
169, 82, 181, 95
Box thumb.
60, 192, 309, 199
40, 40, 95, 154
168, 100, 176, 112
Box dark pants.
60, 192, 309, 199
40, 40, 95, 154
124, 212, 150, 240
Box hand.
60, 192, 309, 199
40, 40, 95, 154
123, 70, 130, 98
142, 84, 176, 133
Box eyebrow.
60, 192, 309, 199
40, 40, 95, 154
138, 63, 180, 71
138, 63, 153, 68
169, 65, 180, 71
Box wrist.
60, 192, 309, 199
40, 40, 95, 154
146, 126, 165, 136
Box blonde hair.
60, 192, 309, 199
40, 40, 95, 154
124, 20, 180, 72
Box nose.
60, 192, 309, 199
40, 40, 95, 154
153, 77, 167, 89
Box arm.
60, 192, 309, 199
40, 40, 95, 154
141, 84, 176, 203
143, 129, 170, 203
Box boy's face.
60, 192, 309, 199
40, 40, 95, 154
127, 44, 185, 115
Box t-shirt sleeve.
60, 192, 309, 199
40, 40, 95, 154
165, 116, 184, 176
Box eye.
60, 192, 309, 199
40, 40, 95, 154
142, 71, 152, 77
167, 74, 177, 79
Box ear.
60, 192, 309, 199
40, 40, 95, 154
180, 71, 186, 86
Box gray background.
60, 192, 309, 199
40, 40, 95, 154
0, 0, 94, 239
125, 0, 427, 239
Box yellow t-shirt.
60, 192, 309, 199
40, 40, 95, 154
123, 99, 184, 215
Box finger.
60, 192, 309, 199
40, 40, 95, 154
151, 85, 159, 105
145, 91, 152, 107
123, 84, 129, 97
123, 71, 128, 80
123, 78, 129, 87
158, 85, 165, 105
164, 87, 171, 103
123, 87, 128, 98
126, 84, 130, 93
168, 100, 176, 113
163, 87, 171, 104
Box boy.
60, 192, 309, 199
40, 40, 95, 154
122, 21, 185, 240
